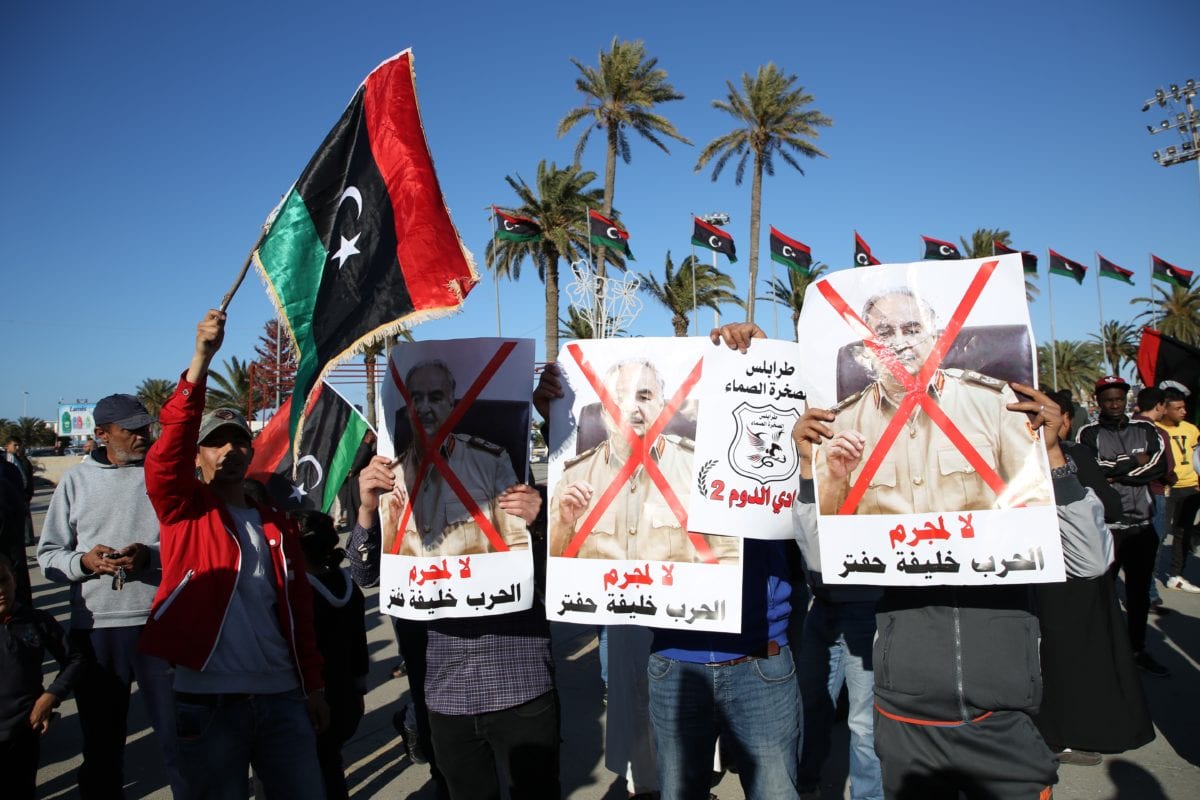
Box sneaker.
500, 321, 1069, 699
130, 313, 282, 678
1134, 650, 1170, 677
1056, 748, 1102, 766
1165, 576, 1200, 593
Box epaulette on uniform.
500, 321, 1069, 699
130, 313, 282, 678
831, 388, 868, 414
563, 441, 604, 469
465, 436, 505, 455
660, 433, 695, 452
946, 368, 1006, 391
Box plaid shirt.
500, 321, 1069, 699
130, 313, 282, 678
347, 522, 554, 715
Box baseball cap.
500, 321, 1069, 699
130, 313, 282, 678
93, 394, 156, 430
197, 408, 253, 444
1095, 376, 1131, 394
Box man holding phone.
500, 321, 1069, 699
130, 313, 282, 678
38, 394, 183, 798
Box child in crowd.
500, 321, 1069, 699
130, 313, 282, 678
0, 553, 86, 799
296, 509, 370, 800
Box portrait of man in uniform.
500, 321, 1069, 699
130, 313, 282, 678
549, 359, 738, 563
381, 359, 529, 556
815, 287, 1051, 516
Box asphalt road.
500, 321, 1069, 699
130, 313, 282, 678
22, 482, 1200, 799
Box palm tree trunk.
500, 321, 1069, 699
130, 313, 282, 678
747, 151, 763, 324
593, 125, 619, 284
792, 310, 800, 342
545, 246, 561, 362
364, 355, 377, 430
673, 314, 688, 336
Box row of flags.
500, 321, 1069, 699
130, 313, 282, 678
493, 212, 1195, 290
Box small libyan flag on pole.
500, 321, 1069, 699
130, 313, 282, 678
589, 209, 634, 259
1097, 254, 1134, 284
993, 241, 1038, 274
853, 231, 880, 267
1048, 249, 1087, 285
769, 226, 812, 274
692, 217, 737, 262
921, 235, 962, 260
493, 208, 542, 243
1152, 254, 1193, 287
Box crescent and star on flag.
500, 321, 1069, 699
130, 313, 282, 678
331, 186, 363, 269
289, 454, 326, 502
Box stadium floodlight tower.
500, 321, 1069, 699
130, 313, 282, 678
1142, 80, 1200, 186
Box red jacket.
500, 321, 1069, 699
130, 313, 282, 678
138, 374, 323, 692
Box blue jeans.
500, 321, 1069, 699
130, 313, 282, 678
647, 644, 801, 800
175, 689, 325, 800
797, 598, 882, 800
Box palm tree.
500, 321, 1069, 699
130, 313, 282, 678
207, 356, 257, 415
960, 227, 1038, 302
696, 64, 832, 324
759, 263, 829, 342
641, 251, 743, 336
486, 161, 614, 361
1089, 320, 1138, 376
1037, 340, 1104, 401
558, 305, 623, 340
362, 340, 385, 431
558, 38, 690, 281
13, 417, 54, 447
1133, 279, 1200, 345
136, 378, 176, 418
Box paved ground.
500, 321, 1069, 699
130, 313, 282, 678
24, 480, 1200, 799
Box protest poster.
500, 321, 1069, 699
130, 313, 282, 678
794, 254, 1065, 586
377, 338, 535, 619
546, 338, 743, 632
687, 339, 806, 539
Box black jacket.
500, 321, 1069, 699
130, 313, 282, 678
1076, 416, 1166, 528
1, 604, 85, 740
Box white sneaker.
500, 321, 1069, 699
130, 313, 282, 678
1165, 576, 1200, 593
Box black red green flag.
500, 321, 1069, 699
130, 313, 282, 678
1097, 254, 1134, 284
993, 241, 1038, 274
493, 208, 542, 243
252, 50, 477, 444
854, 231, 880, 267
589, 209, 634, 259
769, 226, 812, 274
1048, 249, 1086, 285
692, 217, 737, 262
246, 382, 372, 513
1152, 254, 1193, 288
921, 235, 962, 260
1138, 328, 1200, 421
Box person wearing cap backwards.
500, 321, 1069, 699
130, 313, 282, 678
38, 393, 184, 798
139, 310, 328, 798
1076, 375, 1170, 676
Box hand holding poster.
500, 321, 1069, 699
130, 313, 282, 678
377, 338, 535, 618
547, 338, 742, 631
795, 255, 1064, 586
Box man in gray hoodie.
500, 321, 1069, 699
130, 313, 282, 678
37, 394, 182, 799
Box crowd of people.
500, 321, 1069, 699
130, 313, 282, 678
1, 308, 1197, 800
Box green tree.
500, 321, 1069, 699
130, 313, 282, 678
362, 340, 385, 431
206, 356, 258, 415
1037, 340, 1104, 401
486, 161, 614, 361
558, 38, 690, 282
960, 227, 1038, 302
558, 305, 623, 340
136, 378, 177, 419
696, 63, 832, 324
12, 417, 55, 447
1089, 320, 1139, 376
641, 251, 743, 336
759, 263, 829, 342
1133, 278, 1200, 345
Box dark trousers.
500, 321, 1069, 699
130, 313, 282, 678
391, 618, 449, 797
71, 626, 183, 800
315, 688, 365, 800
1110, 525, 1157, 652
0, 725, 39, 800
1167, 486, 1198, 576
428, 690, 561, 800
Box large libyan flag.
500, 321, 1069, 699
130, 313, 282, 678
253, 50, 477, 441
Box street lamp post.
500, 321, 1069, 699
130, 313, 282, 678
1142, 79, 1200, 187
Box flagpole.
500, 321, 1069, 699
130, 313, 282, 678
488, 207, 502, 337
690, 213, 699, 337
771, 258, 779, 339
1046, 259, 1058, 388
585, 207, 602, 339
219, 226, 270, 312
1094, 253, 1112, 374
712, 248, 720, 330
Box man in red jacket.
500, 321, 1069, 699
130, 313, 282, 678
140, 309, 329, 799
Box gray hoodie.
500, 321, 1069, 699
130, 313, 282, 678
37, 449, 161, 629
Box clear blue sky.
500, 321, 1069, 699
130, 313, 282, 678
2, 0, 1197, 420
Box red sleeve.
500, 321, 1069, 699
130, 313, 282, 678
145, 372, 207, 524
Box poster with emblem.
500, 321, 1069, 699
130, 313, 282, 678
794, 254, 1065, 586
686, 339, 807, 539
547, 338, 743, 632
377, 338, 536, 619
